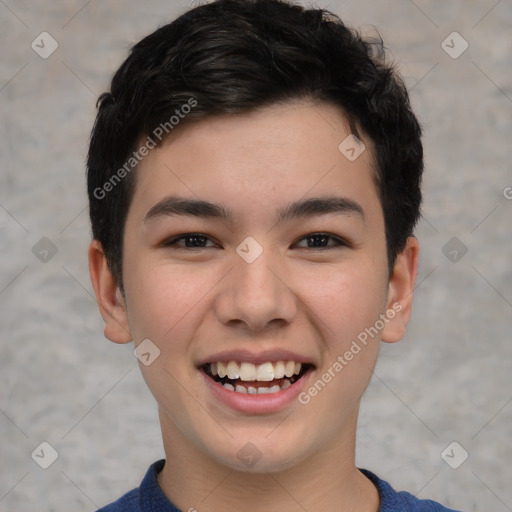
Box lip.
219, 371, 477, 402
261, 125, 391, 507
199, 364, 314, 414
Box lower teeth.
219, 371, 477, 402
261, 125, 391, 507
204, 364, 306, 394
222, 379, 292, 394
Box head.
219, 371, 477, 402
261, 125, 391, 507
88, 0, 422, 474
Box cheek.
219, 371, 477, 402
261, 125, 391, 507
123, 261, 209, 425
124, 258, 213, 342
299, 262, 387, 347
296, 267, 384, 429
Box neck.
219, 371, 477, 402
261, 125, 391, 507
156, 409, 379, 512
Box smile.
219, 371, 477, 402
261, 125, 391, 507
203, 360, 311, 394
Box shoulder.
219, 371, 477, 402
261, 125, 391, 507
359, 469, 466, 512
96, 488, 139, 511
96, 459, 175, 512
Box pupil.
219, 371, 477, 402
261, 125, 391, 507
186, 235, 206, 247
308, 235, 328, 247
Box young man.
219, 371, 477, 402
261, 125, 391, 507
87, 0, 464, 510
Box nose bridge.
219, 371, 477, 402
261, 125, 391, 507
237, 248, 280, 295
215, 241, 296, 330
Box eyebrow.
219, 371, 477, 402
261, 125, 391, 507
144, 195, 365, 224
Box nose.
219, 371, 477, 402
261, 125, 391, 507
214, 246, 298, 332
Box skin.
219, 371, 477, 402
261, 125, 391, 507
89, 101, 419, 512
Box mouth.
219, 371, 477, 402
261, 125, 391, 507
202, 360, 313, 394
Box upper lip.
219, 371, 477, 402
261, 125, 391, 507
196, 349, 316, 367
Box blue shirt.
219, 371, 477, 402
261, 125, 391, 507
96, 459, 464, 511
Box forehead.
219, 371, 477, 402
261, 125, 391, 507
128, 101, 381, 226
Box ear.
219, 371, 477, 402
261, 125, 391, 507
88, 239, 132, 344
381, 236, 419, 343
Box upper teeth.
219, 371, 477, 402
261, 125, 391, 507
210, 361, 302, 381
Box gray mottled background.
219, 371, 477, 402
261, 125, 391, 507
1, 1, 511, 511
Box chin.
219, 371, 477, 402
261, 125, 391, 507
205, 430, 314, 475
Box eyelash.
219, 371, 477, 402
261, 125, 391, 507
162, 233, 349, 250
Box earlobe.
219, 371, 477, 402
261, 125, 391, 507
381, 236, 419, 344
88, 240, 132, 344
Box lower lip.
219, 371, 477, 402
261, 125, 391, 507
200, 368, 313, 414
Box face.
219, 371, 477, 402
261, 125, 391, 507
91, 101, 416, 474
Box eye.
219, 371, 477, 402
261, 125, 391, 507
293, 233, 349, 249
162, 233, 219, 249
161, 232, 348, 250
